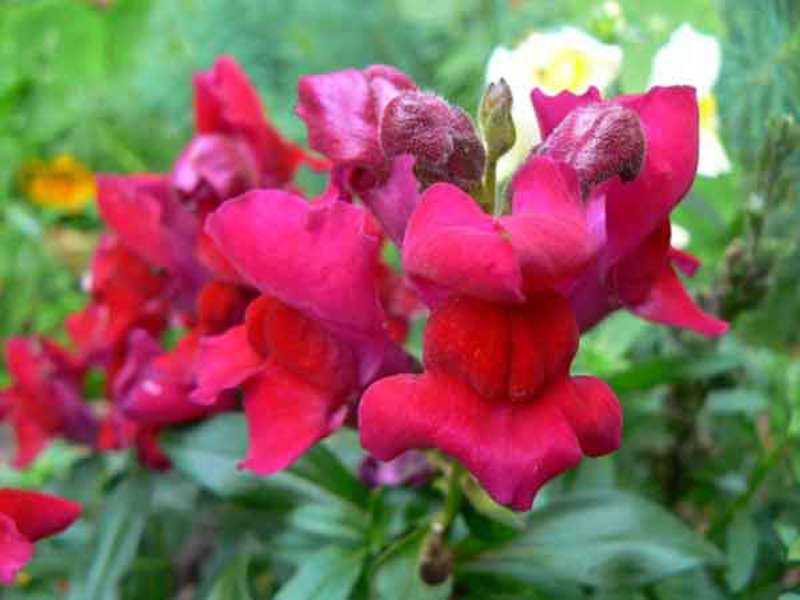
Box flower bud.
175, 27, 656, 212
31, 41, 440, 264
537, 102, 645, 197
380, 91, 486, 191
479, 79, 516, 162
419, 526, 453, 586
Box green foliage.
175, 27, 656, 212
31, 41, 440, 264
68, 471, 154, 600
460, 492, 723, 590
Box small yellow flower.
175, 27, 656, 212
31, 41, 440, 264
20, 154, 96, 213
486, 27, 623, 181
650, 24, 731, 177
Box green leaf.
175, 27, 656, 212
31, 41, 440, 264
705, 388, 768, 415
205, 553, 254, 600
787, 537, 800, 562
68, 471, 154, 600
162, 413, 293, 508
287, 502, 368, 544
461, 491, 723, 589
607, 353, 741, 394
654, 569, 726, 600
163, 413, 368, 510
725, 512, 759, 591
274, 546, 365, 600
371, 529, 452, 600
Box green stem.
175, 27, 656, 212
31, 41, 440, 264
433, 460, 464, 535
708, 438, 789, 538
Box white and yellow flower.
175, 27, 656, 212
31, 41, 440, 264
485, 26, 623, 181
650, 24, 731, 177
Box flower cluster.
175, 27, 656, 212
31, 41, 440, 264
0, 53, 728, 576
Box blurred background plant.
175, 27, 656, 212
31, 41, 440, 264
1, 0, 799, 598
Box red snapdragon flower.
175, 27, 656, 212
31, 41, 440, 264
96, 174, 207, 295
97, 282, 252, 470
532, 86, 728, 336
360, 128, 634, 510
0, 489, 80, 583
402, 155, 596, 306
360, 293, 620, 510
113, 282, 252, 427
175, 56, 325, 282
183, 55, 319, 194
0, 337, 97, 467
296, 65, 423, 244
96, 408, 171, 471
66, 235, 172, 367
192, 190, 413, 475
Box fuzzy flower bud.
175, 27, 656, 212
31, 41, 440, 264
479, 79, 516, 162
537, 102, 645, 197
380, 91, 486, 191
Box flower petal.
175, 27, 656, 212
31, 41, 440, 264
194, 56, 313, 186
191, 325, 263, 405
604, 86, 699, 263
504, 156, 594, 291
531, 87, 602, 139
630, 262, 729, 337
0, 514, 33, 585
360, 154, 420, 246
206, 190, 387, 336
402, 183, 523, 305
117, 333, 223, 427
559, 376, 622, 456
0, 489, 81, 542
296, 66, 415, 168
239, 364, 348, 475
97, 175, 205, 289
669, 247, 701, 276
359, 372, 583, 511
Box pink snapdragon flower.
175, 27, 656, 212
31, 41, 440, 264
532, 86, 728, 336
192, 190, 413, 475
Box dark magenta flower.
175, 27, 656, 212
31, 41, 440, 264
532, 86, 728, 336
190, 55, 322, 191
360, 293, 621, 511
97, 174, 206, 293
380, 91, 486, 191
112, 282, 251, 427
297, 65, 422, 244
0, 337, 97, 468
0, 489, 81, 584
96, 409, 171, 471
192, 190, 413, 475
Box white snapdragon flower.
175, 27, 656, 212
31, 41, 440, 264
486, 26, 623, 181
650, 24, 731, 177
